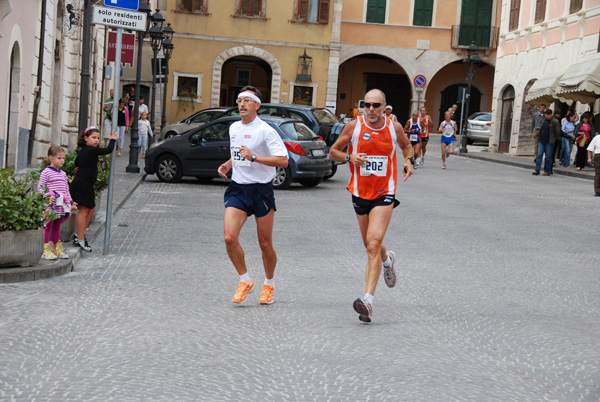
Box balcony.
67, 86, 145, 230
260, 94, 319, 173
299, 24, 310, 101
451, 25, 499, 50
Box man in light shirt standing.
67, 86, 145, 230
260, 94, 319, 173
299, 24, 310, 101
218, 86, 289, 305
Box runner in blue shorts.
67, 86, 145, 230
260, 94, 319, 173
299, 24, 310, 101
217, 86, 289, 305
404, 111, 422, 170
438, 111, 457, 169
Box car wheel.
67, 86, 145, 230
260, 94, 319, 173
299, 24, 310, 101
298, 177, 323, 187
272, 166, 292, 189
466, 138, 474, 145
156, 154, 183, 183
323, 162, 337, 180
165, 131, 177, 139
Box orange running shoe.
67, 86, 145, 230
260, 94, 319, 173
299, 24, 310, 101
259, 284, 274, 305
233, 279, 254, 303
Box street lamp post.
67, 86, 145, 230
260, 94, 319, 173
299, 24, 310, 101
460, 42, 482, 154
126, 0, 151, 173
148, 9, 165, 146
161, 24, 175, 130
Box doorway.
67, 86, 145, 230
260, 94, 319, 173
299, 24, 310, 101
220, 56, 272, 106
5, 44, 21, 169
440, 84, 481, 125
498, 86, 514, 153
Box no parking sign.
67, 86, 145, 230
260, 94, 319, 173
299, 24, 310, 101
414, 75, 427, 88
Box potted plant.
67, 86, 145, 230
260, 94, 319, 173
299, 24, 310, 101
177, 88, 198, 113
0, 169, 53, 267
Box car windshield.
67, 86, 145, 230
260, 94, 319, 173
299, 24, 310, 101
471, 113, 492, 122
190, 111, 214, 124
279, 122, 319, 141
311, 108, 339, 125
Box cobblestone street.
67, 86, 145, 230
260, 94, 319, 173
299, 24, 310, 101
1, 142, 599, 401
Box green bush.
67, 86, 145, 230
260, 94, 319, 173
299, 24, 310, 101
0, 169, 54, 231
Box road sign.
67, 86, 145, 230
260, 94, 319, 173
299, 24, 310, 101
414, 75, 427, 88
93, 5, 147, 31
104, 0, 139, 11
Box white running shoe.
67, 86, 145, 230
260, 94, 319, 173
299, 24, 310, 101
442, 163, 446, 169
353, 297, 373, 323
383, 250, 397, 288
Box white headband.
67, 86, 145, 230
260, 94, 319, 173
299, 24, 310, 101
237, 91, 261, 103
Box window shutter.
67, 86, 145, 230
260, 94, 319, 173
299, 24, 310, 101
413, 0, 434, 27
318, 0, 330, 23
366, 0, 385, 24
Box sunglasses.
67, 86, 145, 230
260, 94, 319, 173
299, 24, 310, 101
364, 102, 382, 109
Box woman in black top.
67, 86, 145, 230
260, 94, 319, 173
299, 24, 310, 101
69, 126, 117, 252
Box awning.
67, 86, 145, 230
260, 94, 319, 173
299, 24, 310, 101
555, 53, 600, 105
525, 72, 564, 106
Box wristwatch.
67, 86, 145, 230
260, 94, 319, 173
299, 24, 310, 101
345, 154, 351, 162
407, 156, 415, 165
251, 154, 257, 162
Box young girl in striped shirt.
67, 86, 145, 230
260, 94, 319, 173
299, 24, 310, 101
37, 146, 77, 260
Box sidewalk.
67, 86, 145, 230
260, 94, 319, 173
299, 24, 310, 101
0, 151, 145, 283
459, 147, 595, 180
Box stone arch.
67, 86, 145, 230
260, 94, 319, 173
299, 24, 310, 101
5, 41, 21, 169
211, 46, 281, 107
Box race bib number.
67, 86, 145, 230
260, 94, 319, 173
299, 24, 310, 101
360, 155, 388, 177
231, 146, 250, 166
409, 134, 418, 142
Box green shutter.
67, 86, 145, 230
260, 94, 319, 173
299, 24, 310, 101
459, 0, 493, 46
366, 0, 386, 24
413, 0, 434, 27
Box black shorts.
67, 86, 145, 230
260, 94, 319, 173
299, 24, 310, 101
420, 137, 429, 143
352, 194, 400, 216
410, 140, 420, 147
224, 181, 276, 218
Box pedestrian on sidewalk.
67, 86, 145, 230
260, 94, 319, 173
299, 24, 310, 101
438, 111, 457, 169
137, 111, 152, 159
102, 89, 114, 147
587, 134, 600, 196
574, 113, 595, 171
37, 146, 77, 260
69, 127, 117, 252
530, 104, 546, 161
328, 89, 414, 323
217, 86, 288, 306
532, 109, 560, 176
116, 99, 129, 157
561, 113, 576, 168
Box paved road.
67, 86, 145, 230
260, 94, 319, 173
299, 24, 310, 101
1, 138, 599, 401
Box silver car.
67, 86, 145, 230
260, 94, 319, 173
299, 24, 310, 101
158, 107, 228, 142
466, 112, 492, 144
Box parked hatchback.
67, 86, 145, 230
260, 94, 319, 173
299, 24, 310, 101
158, 107, 228, 142
144, 116, 331, 189
466, 112, 492, 144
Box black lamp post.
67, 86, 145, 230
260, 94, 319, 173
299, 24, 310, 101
460, 41, 482, 154
161, 24, 175, 130
149, 9, 165, 146
126, 0, 151, 173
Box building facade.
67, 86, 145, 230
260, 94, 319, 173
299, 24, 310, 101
0, 0, 106, 170
490, 0, 600, 155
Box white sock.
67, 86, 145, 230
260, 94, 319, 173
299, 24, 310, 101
364, 293, 374, 305
382, 256, 392, 268
239, 273, 251, 284
264, 278, 275, 287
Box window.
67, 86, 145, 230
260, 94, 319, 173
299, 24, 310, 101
366, 0, 386, 24
413, 0, 434, 27
534, 0, 546, 23
178, 0, 205, 13
569, 0, 582, 13
172, 71, 203, 103
237, 0, 264, 17
509, 0, 520, 31
236, 69, 251, 86
296, 0, 330, 23
288, 81, 318, 106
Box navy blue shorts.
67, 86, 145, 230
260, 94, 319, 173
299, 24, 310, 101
352, 194, 400, 216
224, 181, 276, 218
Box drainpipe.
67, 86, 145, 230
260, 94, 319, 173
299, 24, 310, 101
28, 0, 47, 166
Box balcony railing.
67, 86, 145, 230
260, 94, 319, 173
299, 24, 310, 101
451, 25, 499, 50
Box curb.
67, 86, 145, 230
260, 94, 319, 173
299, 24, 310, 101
459, 153, 594, 180
0, 174, 146, 284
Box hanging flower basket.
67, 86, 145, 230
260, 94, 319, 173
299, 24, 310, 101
177, 89, 198, 113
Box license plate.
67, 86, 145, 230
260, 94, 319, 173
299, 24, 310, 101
312, 149, 325, 157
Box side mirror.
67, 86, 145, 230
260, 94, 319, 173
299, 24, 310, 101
191, 133, 200, 145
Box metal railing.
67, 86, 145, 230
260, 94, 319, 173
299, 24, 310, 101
451, 25, 499, 50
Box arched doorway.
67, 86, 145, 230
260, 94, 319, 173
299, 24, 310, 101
498, 85, 515, 153
220, 56, 272, 106
5, 44, 21, 169
337, 54, 411, 123
439, 84, 482, 125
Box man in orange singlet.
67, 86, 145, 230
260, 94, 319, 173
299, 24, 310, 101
419, 106, 433, 166
329, 89, 414, 323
